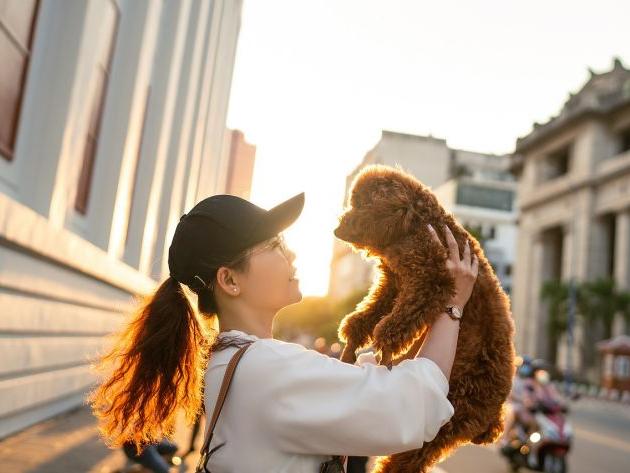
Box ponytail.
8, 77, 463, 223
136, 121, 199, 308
87, 276, 211, 451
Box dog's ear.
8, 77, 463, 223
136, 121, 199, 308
369, 201, 420, 245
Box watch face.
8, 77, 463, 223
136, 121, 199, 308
448, 306, 462, 319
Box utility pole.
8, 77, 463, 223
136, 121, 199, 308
565, 216, 578, 396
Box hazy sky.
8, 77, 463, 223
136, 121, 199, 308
226, 0, 630, 296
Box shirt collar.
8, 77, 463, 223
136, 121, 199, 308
218, 329, 261, 341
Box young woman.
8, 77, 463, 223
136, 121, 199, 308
88, 191, 478, 472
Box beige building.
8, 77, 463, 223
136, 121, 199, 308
433, 158, 517, 297
224, 129, 256, 200
329, 130, 516, 300
0, 0, 244, 438
510, 58, 630, 380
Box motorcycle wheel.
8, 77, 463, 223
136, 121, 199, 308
543, 454, 567, 473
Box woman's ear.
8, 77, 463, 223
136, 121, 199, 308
215, 267, 238, 294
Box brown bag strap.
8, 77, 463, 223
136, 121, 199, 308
199, 341, 254, 459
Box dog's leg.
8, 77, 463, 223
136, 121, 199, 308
371, 279, 447, 362
372, 423, 460, 473
338, 263, 397, 364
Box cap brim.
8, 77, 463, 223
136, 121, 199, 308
248, 192, 305, 243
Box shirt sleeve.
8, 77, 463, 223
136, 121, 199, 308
245, 340, 455, 457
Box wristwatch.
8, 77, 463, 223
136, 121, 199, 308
445, 304, 463, 321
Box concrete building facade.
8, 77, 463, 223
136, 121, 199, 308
0, 0, 244, 438
224, 129, 256, 200
433, 151, 517, 297
510, 58, 630, 381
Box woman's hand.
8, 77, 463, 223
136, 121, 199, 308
427, 223, 479, 309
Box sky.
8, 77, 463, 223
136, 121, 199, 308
225, 0, 630, 297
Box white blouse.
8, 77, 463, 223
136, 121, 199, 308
203, 329, 455, 472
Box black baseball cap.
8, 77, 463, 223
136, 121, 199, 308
168, 192, 305, 287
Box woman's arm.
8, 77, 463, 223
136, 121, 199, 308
416, 312, 460, 381
246, 341, 455, 457
415, 223, 478, 380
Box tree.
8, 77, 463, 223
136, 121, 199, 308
540, 279, 570, 366
577, 277, 630, 341
273, 287, 369, 345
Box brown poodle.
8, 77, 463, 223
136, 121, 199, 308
333, 164, 516, 473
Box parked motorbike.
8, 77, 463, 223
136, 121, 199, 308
500, 398, 572, 473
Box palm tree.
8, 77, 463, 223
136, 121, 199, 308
574, 277, 630, 371
576, 277, 629, 340
540, 279, 570, 366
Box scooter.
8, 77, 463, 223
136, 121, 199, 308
116, 439, 182, 472
500, 398, 572, 473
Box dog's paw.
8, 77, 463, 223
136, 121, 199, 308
372, 318, 410, 357
471, 419, 504, 445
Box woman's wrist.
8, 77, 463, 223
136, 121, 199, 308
436, 311, 461, 327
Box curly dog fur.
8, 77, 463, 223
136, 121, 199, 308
333, 164, 516, 473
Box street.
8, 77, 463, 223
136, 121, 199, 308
439, 398, 630, 473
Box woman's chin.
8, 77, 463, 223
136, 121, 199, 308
289, 279, 302, 301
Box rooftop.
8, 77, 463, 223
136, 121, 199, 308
515, 57, 630, 156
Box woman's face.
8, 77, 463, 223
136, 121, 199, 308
236, 233, 302, 310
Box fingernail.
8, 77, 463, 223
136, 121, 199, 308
427, 224, 433, 231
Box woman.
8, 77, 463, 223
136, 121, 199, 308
88, 191, 478, 472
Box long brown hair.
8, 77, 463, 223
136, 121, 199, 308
87, 245, 255, 451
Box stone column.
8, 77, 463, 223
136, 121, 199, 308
511, 223, 544, 357
81, 0, 162, 257
148, 0, 214, 281
122, 0, 193, 273
614, 209, 630, 335
525, 232, 545, 357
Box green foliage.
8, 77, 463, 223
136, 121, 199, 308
539, 276, 630, 364
576, 277, 630, 340
273, 288, 368, 343
540, 279, 570, 339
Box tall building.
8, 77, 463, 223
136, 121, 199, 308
433, 151, 516, 296
0, 0, 244, 438
224, 129, 256, 200
509, 58, 630, 381
329, 130, 516, 300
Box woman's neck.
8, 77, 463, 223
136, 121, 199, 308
218, 306, 275, 339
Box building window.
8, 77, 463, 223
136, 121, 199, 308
0, 0, 39, 160
540, 143, 571, 182
75, 4, 119, 214
455, 183, 514, 211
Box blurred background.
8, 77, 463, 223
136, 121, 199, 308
0, 0, 629, 472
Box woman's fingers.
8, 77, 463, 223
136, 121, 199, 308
442, 224, 460, 263
471, 254, 479, 277
427, 224, 442, 247
463, 239, 471, 266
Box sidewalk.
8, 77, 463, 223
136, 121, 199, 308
0, 404, 453, 473
0, 405, 202, 473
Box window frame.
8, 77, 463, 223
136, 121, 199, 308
73, 2, 120, 215
0, 0, 41, 162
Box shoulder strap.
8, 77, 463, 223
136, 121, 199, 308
199, 341, 254, 460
